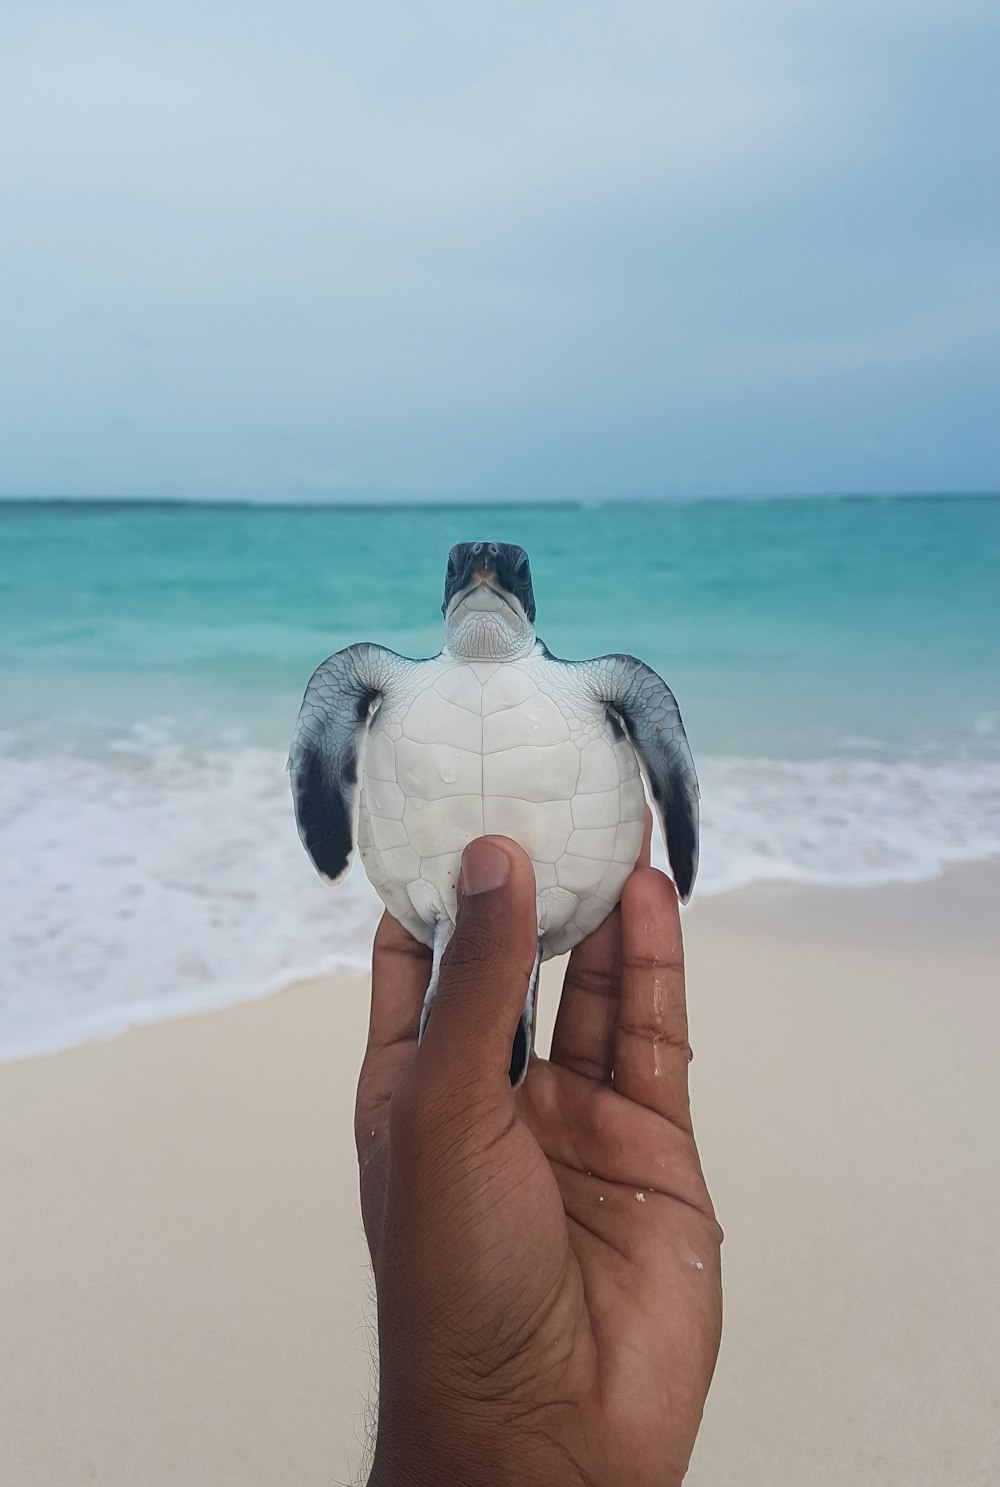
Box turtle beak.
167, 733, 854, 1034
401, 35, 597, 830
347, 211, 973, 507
443, 541, 524, 619
471, 544, 500, 585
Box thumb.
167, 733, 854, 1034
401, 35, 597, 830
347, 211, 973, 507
420, 836, 538, 1096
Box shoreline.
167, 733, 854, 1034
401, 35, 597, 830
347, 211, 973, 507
4, 852, 999, 1068
2, 864, 998, 1485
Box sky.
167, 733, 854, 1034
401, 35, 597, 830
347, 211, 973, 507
1, 0, 998, 502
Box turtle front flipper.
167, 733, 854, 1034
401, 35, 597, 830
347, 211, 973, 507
584, 653, 700, 902
289, 642, 412, 883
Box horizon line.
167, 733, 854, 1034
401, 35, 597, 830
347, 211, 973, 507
1, 489, 998, 513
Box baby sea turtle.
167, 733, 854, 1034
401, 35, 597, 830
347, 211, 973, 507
290, 541, 699, 1084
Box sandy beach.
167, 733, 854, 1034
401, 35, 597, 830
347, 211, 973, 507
2, 865, 999, 1487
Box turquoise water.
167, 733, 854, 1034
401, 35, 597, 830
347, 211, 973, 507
1, 496, 998, 1058
3, 496, 997, 757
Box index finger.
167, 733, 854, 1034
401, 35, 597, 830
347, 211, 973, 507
355, 911, 430, 1151
613, 866, 693, 1131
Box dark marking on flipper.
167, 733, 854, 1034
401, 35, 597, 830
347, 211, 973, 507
292, 738, 358, 881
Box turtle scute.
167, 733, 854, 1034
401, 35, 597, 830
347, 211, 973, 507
358, 657, 646, 951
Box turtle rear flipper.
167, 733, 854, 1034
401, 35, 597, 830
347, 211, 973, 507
508, 942, 542, 1087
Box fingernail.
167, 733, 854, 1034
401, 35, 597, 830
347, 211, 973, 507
461, 840, 509, 895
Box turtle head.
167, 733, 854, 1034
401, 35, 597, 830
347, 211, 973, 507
442, 542, 537, 660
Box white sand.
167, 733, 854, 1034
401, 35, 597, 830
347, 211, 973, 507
2, 865, 998, 1486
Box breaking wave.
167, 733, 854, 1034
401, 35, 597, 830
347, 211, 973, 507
2, 727, 998, 1061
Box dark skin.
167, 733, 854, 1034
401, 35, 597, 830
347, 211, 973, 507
355, 815, 723, 1487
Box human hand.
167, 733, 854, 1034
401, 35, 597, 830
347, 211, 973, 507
355, 819, 722, 1487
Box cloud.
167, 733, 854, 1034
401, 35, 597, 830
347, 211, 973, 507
0, 4, 883, 217
0, 0, 997, 498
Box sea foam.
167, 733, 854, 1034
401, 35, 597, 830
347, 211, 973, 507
1, 729, 998, 1061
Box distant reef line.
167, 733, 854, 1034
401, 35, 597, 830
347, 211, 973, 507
1, 491, 998, 512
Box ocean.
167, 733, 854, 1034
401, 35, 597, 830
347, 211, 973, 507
1, 496, 998, 1060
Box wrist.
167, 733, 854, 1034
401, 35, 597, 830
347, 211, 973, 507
366, 1357, 542, 1487
367, 1413, 586, 1487
366, 1425, 511, 1487
368, 1439, 685, 1487
367, 1444, 492, 1487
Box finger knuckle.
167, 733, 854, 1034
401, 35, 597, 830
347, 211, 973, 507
621, 950, 685, 974
566, 963, 620, 1003
618, 1020, 692, 1057
386, 1065, 424, 1138
441, 922, 508, 990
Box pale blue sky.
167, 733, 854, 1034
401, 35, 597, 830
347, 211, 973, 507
1, 0, 998, 501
